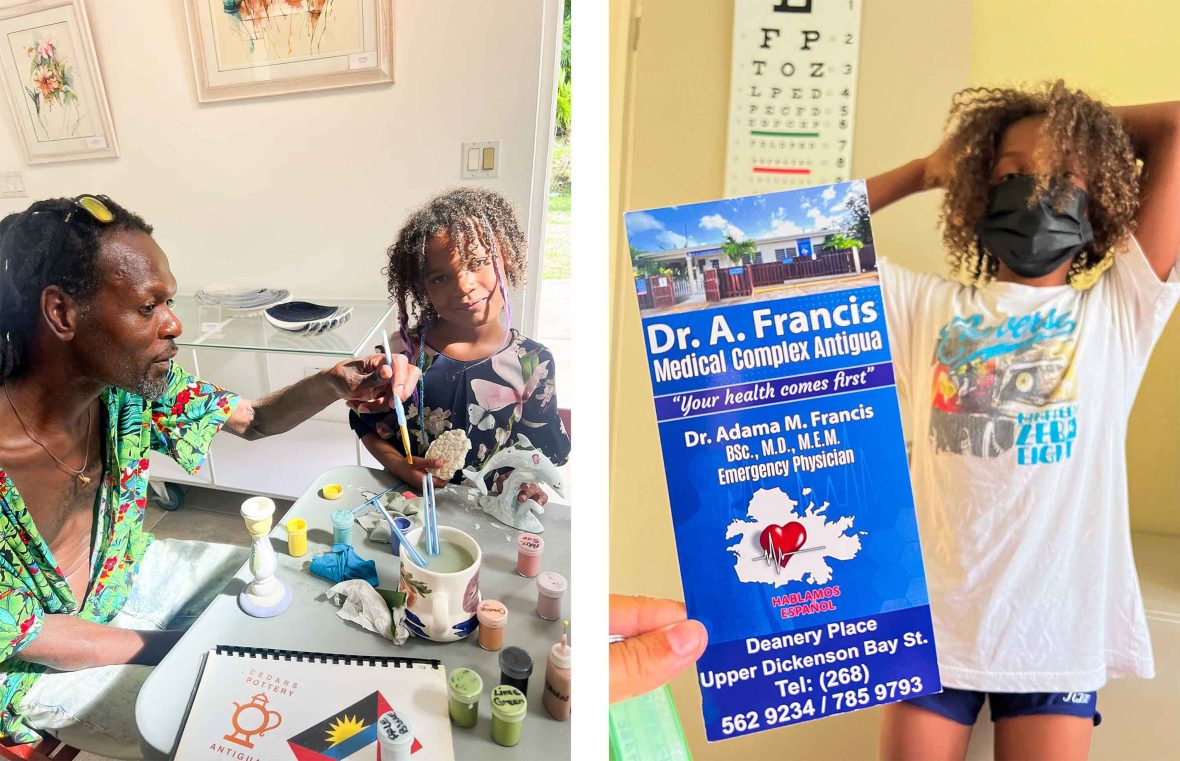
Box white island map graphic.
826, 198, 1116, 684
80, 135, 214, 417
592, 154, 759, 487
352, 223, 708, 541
726, 487, 864, 587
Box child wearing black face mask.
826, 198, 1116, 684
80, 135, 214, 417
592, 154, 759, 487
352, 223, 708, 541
976, 174, 1094, 279
863, 81, 1180, 758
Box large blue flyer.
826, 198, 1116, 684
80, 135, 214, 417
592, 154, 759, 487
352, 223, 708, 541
625, 181, 940, 742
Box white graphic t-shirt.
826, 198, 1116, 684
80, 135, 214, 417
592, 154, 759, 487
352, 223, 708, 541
879, 236, 1180, 692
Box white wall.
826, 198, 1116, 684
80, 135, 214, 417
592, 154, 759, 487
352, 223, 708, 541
0, 0, 558, 325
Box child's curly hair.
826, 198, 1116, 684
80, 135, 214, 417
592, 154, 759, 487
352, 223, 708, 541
385, 187, 528, 354
939, 80, 1139, 287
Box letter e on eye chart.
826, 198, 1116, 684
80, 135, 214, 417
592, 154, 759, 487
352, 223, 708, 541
725, 0, 863, 196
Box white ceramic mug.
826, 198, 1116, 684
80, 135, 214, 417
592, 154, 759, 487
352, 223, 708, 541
400, 526, 481, 642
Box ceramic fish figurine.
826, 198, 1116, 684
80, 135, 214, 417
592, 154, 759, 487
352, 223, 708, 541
461, 435, 564, 533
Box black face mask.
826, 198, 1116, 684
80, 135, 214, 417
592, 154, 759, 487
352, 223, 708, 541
976, 174, 1094, 279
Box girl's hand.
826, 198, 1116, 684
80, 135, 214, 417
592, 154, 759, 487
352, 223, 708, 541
517, 482, 549, 506
491, 473, 550, 505
387, 456, 448, 491
923, 137, 956, 190
336, 353, 421, 414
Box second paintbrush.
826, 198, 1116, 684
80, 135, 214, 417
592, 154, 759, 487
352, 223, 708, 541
380, 329, 414, 465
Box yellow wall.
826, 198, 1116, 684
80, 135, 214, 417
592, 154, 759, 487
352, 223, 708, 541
611, 0, 1180, 756
971, 0, 1180, 537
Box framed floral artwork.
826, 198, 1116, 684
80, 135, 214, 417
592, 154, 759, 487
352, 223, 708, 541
183, 0, 395, 103
0, 0, 117, 164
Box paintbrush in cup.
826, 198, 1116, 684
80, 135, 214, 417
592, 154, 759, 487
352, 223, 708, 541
426, 474, 439, 554
421, 473, 440, 556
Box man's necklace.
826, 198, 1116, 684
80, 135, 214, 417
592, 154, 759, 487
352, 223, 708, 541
3, 385, 93, 486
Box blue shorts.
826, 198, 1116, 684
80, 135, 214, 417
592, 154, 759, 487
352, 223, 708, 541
906, 687, 1101, 726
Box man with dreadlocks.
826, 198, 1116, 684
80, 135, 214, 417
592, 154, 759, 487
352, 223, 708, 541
864, 83, 1180, 758
350, 187, 570, 504
0, 195, 419, 756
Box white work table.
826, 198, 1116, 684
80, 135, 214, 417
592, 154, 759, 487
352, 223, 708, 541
136, 465, 572, 759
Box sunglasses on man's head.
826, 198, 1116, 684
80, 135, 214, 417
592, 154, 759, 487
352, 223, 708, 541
29, 193, 115, 227
32, 194, 116, 282
65, 194, 114, 224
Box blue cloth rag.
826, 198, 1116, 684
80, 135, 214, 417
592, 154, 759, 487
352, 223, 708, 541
309, 543, 379, 587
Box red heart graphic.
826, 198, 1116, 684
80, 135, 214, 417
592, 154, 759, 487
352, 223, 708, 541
760, 522, 807, 567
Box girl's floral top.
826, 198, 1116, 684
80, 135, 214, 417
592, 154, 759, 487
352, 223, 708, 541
350, 331, 570, 479
0, 364, 238, 744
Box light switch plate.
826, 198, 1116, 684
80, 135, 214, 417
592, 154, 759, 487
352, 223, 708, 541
0, 171, 25, 198
461, 140, 499, 179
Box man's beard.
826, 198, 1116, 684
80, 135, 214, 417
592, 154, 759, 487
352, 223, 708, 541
126, 360, 170, 400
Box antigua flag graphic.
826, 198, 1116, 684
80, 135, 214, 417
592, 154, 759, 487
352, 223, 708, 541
286, 691, 423, 759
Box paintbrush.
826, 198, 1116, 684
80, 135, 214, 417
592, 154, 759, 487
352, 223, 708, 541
380, 328, 414, 465
422, 472, 440, 556
427, 474, 439, 554
372, 499, 427, 568
349, 485, 399, 516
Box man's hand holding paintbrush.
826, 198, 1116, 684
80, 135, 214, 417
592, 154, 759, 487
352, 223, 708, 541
341, 349, 418, 415
345, 335, 448, 490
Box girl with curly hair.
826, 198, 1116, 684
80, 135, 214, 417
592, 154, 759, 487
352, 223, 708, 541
866, 82, 1180, 759
349, 188, 570, 503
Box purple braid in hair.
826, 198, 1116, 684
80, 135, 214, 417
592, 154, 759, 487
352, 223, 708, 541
478, 213, 513, 345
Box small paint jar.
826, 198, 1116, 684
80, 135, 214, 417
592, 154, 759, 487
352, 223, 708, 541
490, 685, 527, 747
536, 571, 567, 621
331, 509, 353, 546
498, 646, 533, 694
389, 516, 412, 556
286, 518, 308, 557
376, 710, 413, 760
477, 600, 508, 651
516, 533, 544, 577
447, 668, 483, 728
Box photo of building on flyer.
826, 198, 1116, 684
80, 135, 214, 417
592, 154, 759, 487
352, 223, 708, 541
626, 180, 876, 317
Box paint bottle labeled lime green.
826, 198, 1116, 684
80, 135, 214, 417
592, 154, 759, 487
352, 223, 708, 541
448, 668, 483, 728
490, 685, 527, 747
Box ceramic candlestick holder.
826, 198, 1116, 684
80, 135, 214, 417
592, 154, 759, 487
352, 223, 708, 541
238, 496, 292, 618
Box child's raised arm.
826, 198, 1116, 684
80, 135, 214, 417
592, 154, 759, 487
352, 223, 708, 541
1114, 101, 1180, 281
866, 159, 926, 213
865, 137, 953, 214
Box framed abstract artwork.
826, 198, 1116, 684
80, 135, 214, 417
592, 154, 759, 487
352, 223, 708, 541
0, 0, 117, 164
183, 0, 395, 103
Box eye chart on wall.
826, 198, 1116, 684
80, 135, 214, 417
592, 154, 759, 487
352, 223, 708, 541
724, 0, 863, 197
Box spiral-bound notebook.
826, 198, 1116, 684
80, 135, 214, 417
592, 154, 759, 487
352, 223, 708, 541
173, 645, 453, 760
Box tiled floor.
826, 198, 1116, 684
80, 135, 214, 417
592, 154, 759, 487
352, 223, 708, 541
142, 485, 293, 546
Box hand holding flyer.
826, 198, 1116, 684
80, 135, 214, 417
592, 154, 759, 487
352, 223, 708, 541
625, 180, 941, 742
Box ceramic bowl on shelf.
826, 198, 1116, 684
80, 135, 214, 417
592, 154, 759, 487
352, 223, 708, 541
264, 302, 353, 335
195, 287, 290, 313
